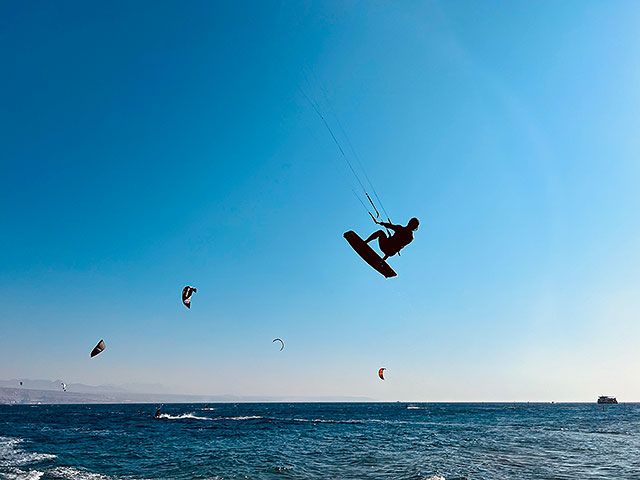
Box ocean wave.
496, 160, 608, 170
46, 466, 151, 480
48, 466, 110, 479
0, 437, 56, 468
589, 429, 629, 435
157, 414, 264, 422
219, 415, 263, 421
274, 465, 293, 470
290, 417, 410, 425
154, 413, 414, 425
156, 413, 210, 421
288, 417, 347, 424
1, 467, 45, 479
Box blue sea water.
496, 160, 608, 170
0, 402, 638, 479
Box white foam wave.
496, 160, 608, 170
289, 417, 404, 424
0, 436, 56, 467
48, 466, 110, 479
274, 465, 293, 472
156, 414, 414, 426
156, 413, 263, 421
407, 406, 426, 410
46, 466, 151, 480
224, 416, 263, 421
157, 413, 210, 421
1, 467, 45, 479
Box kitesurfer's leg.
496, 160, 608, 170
366, 230, 395, 261
378, 236, 397, 261
365, 230, 386, 244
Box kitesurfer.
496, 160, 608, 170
365, 218, 419, 260
154, 407, 162, 419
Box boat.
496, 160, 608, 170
597, 396, 618, 404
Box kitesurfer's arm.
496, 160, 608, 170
377, 220, 402, 232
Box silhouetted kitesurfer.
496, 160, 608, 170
154, 407, 162, 419
365, 218, 419, 260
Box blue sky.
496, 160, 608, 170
1, 1, 640, 401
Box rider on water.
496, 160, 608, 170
365, 217, 419, 261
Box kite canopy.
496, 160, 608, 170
272, 338, 285, 351
91, 339, 106, 358
182, 286, 197, 309
378, 368, 386, 380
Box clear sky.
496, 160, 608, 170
2, 1, 640, 401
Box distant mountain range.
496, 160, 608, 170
0, 379, 373, 404
0, 379, 168, 394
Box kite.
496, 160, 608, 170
182, 286, 197, 309
91, 339, 106, 358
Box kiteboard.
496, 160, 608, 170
343, 231, 397, 278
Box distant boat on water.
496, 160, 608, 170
597, 396, 617, 404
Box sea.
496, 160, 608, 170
0, 402, 637, 479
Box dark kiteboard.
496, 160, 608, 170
343, 231, 397, 278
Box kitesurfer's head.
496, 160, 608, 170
408, 217, 419, 230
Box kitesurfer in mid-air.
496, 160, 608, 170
365, 217, 419, 261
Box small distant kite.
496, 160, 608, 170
378, 368, 386, 380
91, 339, 106, 358
182, 286, 197, 309
19, 381, 23, 386
61, 382, 67, 392
272, 338, 285, 351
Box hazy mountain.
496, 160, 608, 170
0, 380, 373, 404
1, 379, 75, 391
0, 379, 168, 394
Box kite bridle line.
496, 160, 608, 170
300, 78, 391, 230
305, 66, 393, 224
